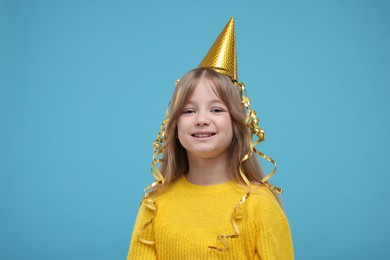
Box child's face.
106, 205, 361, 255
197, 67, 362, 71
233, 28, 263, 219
177, 78, 233, 160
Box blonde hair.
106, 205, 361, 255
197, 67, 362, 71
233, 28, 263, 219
160, 68, 276, 193
138, 68, 281, 249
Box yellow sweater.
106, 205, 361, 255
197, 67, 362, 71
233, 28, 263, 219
127, 176, 294, 259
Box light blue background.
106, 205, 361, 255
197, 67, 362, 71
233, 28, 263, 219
1, 0, 389, 259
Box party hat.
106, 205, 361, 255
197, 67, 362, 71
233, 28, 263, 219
198, 17, 237, 81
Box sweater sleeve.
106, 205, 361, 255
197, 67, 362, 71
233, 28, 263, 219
127, 201, 157, 260
254, 191, 294, 260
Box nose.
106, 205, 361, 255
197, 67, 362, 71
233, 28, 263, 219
195, 112, 210, 126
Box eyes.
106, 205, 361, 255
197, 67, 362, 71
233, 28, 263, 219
182, 107, 226, 114
211, 108, 224, 113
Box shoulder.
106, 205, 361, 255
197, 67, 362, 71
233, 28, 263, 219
246, 184, 285, 219
247, 186, 294, 258
249, 183, 279, 204
148, 178, 184, 205
250, 183, 277, 197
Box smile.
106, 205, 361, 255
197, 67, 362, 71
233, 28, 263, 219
192, 133, 216, 138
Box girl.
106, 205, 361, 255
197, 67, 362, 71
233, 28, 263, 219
127, 18, 293, 259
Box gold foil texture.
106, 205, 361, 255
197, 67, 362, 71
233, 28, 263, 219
199, 17, 238, 81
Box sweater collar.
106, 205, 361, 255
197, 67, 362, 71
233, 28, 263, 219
176, 174, 237, 194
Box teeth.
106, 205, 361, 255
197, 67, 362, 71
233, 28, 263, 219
194, 133, 213, 138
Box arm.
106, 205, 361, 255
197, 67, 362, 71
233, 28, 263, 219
127, 201, 157, 260
255, 191, 294, 260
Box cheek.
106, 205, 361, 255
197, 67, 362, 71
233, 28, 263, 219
176, 122, 189, 149
224, 117, 234, 135
176, 119, 187, 138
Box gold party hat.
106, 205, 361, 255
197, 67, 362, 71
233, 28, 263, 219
198, 17, 237, 81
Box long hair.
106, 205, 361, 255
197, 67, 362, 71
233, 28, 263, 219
138, 68, 281, 249
160, 68, 275, 195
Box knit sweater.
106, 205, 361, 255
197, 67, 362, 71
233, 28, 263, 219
127, 176, 294, 259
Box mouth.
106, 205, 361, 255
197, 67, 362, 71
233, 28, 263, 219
191, 133, 216, 138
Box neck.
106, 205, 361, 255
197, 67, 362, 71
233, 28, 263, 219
186, 153, 231, 186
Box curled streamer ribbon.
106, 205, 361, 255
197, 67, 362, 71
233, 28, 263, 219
237, 81, 282, 194
137, 110, 168, 244
208, 81, 282, 252
138, 84, 183, 244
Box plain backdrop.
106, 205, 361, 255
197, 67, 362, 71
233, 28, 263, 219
1, 0, 389, 259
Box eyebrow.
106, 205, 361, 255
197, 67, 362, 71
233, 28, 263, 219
186, 99, 225, 106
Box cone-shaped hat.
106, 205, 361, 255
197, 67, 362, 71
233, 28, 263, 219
198, 17, 237, 81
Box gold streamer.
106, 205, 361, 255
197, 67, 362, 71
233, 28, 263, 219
138, 112, 168, 244
138, 218, 155, 245
138, 80, 181, 245
209, 81, 282, 252
236, 81, 282, 193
